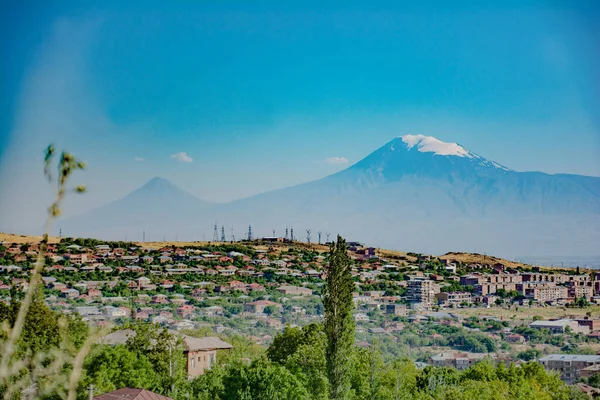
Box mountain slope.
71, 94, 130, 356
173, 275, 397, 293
56, 136, 600, 256
215, 135, 600, 255
56, 177, 214, 240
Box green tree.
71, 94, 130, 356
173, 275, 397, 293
126, 322, 186, 395
263, 305, 278, 316
587, 373, 600, 388
79, 345, 157, 397
0, 293, 60, 358
323, 235, 355, 400
221, 359, 310, 400
186, 365, 225, 400
268, 324, 328, 400
267, 323, 323, 364
516, 348, 541, 361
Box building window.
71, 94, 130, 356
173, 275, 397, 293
191, 358, 195, 368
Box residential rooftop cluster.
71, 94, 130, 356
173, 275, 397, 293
2, 236, 600, 383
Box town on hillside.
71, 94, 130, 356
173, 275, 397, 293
3, 234, 600, 387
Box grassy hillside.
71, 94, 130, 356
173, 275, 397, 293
0, 232, 61, 244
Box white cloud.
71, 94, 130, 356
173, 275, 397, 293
325, 157, 349, 165
134, 157, 144, 162
171, 152, 193, 163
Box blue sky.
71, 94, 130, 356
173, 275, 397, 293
0, 1, 599, 232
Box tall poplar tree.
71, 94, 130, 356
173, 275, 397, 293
323, 235, 355, 399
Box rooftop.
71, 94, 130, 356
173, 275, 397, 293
93, 388, 172, 400
539, 354, 600, 362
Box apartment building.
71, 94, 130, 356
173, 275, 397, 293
407, 278, 439, 308
429, 352, 488, 371
526, 286, 569, 303
530, 319, 580, 333
569, 285, 593, 300
435, 291, 473, 306
539, 354, 600, 383
522, 273, 590, 287
386, 304, 408, 316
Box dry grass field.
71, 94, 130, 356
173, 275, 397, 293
0, 232, 61, 244
452, 304, 600, 322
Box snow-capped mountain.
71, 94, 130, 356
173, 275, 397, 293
57, 136, 600, 257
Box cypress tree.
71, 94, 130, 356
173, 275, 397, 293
323, 235, 355, 399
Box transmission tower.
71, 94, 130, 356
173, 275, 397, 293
221, 226, 226, 242
213, 223, 218, 242
326, 232, 331, 242
272, 229, 276, 237
143, 230, 146, 242
285, 228, 289, 240
306, 229, 311, 244
231, 226, 235, 243
290, 227, 294, 241
248, 225, 253, 241
318, 231, 322, 244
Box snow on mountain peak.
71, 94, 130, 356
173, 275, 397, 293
400, 134, 473, 158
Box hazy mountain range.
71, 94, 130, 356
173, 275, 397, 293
56, 135, 600, 258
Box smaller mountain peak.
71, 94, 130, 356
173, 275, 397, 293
141, 176, 177, 190
397, 134, 474, 158
147, 176, 170, 184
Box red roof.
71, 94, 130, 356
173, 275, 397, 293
93, 388, 172, 400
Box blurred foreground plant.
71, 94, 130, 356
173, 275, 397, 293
0, 145, 106, 399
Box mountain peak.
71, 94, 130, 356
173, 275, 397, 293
143, 176, 176, 189
135, 176, 194, 197
397, 134, 474, 158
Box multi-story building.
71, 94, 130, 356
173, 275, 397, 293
522, 273, 590, 286
539, 354, 600, 383
526, 286, 569, 303
386, 304, 408, 316
460, 275, 483, 286
429, 352, 488, 371
407, 278, 439, 308
530, 319, 580, 333
569, 285, 593, 300
462, 273, 523, 296
435, 291, 473, 306
575, 317, 600, 332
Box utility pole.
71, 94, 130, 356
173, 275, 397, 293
318, 231, 322, 245
306, 229, 311, 244
88, 384, 94, 400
